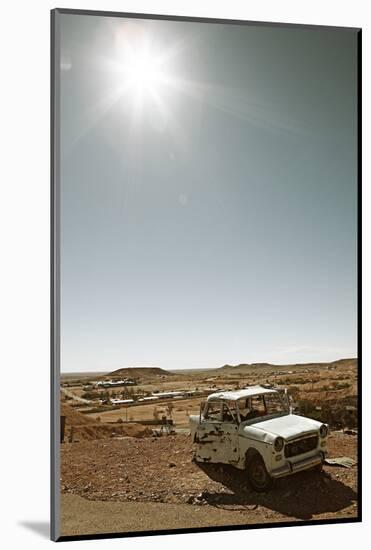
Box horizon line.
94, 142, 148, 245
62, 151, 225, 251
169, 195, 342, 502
60, 356, 358, 375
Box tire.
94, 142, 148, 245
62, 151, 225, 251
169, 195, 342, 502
247, 454, 273, 492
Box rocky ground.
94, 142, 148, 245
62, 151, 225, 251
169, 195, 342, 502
61, 430, 358, 530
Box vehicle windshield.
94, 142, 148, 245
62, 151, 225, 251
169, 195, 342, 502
238, 392, 288, 422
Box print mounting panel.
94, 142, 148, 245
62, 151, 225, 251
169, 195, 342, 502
51, 8, 361, 541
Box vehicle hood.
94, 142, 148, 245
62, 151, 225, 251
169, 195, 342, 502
240, 414, 322, 442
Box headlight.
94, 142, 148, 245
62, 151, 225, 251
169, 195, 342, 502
274, 436, 284, 452
319, 424, 328, 438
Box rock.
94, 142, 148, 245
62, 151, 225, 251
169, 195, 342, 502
343, 429, 357, 436
169, 462, 176, 468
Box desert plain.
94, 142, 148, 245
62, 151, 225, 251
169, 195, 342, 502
59, 358, 358, 537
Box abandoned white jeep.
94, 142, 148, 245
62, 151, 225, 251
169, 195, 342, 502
189, 386, 328, 491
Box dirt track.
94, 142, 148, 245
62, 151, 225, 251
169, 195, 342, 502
60, 431, 358, 536
60, 493, 298, 537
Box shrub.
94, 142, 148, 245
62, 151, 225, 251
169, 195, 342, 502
335, 382, 351, 390
298, 399, 315, 415
288, 386, 300, 399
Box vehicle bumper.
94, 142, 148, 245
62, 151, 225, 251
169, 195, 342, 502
271, 451, 326, 479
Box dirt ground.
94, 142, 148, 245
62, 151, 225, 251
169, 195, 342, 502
60, 431, 358, 536
87, 398, 201, 428
60, 493, 295, 537
61, 402, 153, 440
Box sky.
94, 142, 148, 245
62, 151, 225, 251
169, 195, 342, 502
59, 14, 358, 372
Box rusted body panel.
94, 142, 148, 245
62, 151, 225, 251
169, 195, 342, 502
194, 421, 240, 464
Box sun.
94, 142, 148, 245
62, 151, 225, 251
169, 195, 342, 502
123, 50, 166, 95
114, 37, 171, 104
84, 26, 186, 134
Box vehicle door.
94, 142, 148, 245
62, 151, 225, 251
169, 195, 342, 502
195, 400, 239, 464
195, 400, 226, 463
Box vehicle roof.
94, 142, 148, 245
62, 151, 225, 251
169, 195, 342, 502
206, 386, 279, 402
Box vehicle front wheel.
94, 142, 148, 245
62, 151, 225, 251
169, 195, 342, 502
247, 455, 273, 492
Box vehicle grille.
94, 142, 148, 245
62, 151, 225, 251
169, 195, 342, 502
284, 435, 319, 458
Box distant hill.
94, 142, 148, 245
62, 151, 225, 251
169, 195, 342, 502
324, 358, 357, 368
108, 366, 175, 378
219, 363, 273, 370
217, 358, 357, 372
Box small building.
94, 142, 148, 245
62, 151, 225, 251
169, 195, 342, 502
151, 391, 184, 399
138, 396, 159, 402
110, 398, 134, 405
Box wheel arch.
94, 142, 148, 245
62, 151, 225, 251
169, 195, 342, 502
244, 446, 273, 491
244, 445, 270, 471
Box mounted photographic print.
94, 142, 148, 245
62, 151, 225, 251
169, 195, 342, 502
51, 8, 361, 541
